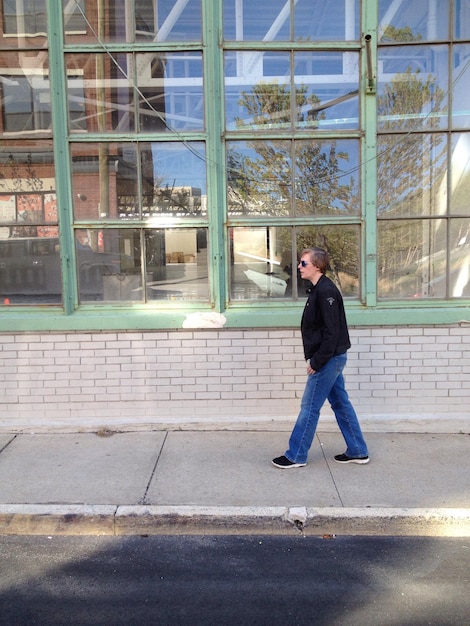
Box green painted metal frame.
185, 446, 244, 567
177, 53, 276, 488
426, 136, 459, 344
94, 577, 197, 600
0, 0, 469, 332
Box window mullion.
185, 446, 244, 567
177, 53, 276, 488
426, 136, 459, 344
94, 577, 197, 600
47, 0, 77, 314
362, 0, 378, 307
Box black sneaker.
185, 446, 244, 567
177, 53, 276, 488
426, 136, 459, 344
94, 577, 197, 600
272, 455, 307, 469
334, 453, 369, 465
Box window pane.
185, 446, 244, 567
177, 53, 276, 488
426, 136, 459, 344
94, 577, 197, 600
71, 143, 123, 221
0, 51, 51, 135
0, 141, 59, 304
450, 133, 470, 215
294, 139, 360, 216
455, 0, 470, 40
0, 227, 61, 304
62, 0, 87, 37
230, 225, 359, 300
450, 219, 470, 297
378, 219, 446, 298
65, 54, 135, 134
294, 0, 359, 42
145, 228, 209, 301
452, 45, 470, 129
377, 134, 447, 217
230, 226, 293, 300
77, 228, 142, 303
225, 51, 291, 130
227, 139, 359, 218
1, 0, 48, 47
137, 0, 202, 42
223, 0, 290, 41
64, 0, 201, 44
140, 142, 207, 218
137, 52, 204, 132
227, 140, 292, 217
71, 142, 206, 222
378, 46, 448, 131
296, 226, 360, 297
378, 0, 449, 42
294, 52, 359, 130
76, 227, 209, 303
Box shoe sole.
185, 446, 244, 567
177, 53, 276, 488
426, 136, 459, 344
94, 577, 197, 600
272, 461, 307, 469
334, 457, 369, 465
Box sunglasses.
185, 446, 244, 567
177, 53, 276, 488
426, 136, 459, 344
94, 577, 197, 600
299, 260, 311, 267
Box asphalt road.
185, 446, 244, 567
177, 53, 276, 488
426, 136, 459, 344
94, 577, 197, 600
0, 535, 469, 625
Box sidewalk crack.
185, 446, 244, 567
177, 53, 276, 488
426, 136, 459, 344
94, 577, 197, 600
138, 431, 168, 505
317, 434, 344, 507
0, 434, 17, 456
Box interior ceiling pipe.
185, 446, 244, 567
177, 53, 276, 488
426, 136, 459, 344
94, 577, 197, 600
364, 34, 375, 94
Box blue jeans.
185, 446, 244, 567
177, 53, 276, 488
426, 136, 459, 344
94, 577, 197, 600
286, 353, 368, 464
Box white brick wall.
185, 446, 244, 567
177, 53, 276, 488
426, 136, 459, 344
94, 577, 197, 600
0, 326, 469, 432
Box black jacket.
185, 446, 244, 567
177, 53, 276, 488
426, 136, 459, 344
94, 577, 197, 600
301, 274, 351, 371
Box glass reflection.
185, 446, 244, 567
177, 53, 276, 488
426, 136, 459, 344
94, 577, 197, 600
227, 139, 359, 218
296, 226, 359, 297
227, 141, 292, 217
225, 52, 291, 130
225, 51, 359, 131
145, 228, 209, 300
294, 139, 360, 216
454, 0, 470, 40
230, 227, 293, 300
450, 133, 470, 215
77, 228, 138, 303
0, 51, 51, 135
378, 46, 448, 131
71, 142, 206, 221
294, 52, 359, 130
377, 134, 447, 217
223, 0, 359, 41
294, 0, 359, 41
378, 0, 449, 42
77, 227, 209, 303
450, 219, 470, 297
452, 45, 470, 129
378, 219, 446, 298
223, 0, 290, 41
230, 225, 359, 300
65, 54, 135, 133
1, 0, 48, 48
65, 51, 204, 134
137, 52, 204, 132
63, 0, 201, 44
0, 141, 60, 304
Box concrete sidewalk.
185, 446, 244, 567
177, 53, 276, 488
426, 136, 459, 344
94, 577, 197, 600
0, 430, 469, 537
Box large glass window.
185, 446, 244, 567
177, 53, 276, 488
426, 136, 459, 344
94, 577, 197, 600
1, 1, 470, 318
377, 0, 470, 301
224, 3, 361, 304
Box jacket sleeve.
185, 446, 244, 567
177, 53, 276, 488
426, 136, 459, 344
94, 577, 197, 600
309, 286, 341, 371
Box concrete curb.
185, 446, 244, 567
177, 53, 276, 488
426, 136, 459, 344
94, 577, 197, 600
1, 505, 469, 537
